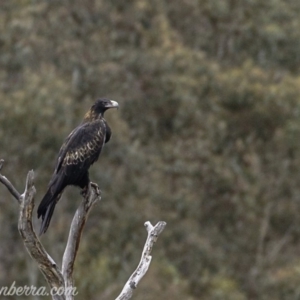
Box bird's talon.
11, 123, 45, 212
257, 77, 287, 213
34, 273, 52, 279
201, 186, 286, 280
81, 186, 89, 197
90, 182, 101, 196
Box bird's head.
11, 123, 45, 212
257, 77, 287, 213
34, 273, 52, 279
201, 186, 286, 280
92, 98, 119, 114
85, 98, 119, 120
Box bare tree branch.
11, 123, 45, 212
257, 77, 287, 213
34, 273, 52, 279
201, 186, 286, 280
62, 183, 101, 300
0, 159, 21, 202
0, 162, 103, 299
0, 160, 167, 300
116, 221, 167, 300
18, 170, 65, 300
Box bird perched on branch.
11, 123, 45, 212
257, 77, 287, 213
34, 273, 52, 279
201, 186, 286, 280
37, 98, 119, 235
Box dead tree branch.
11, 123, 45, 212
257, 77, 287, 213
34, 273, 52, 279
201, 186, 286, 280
0, 159, 166, 300
62, 183, 101, 299
0, 161, 101, 300
0, 159, 21, 202
115, 221, 167, 300
18, 170, 65, 300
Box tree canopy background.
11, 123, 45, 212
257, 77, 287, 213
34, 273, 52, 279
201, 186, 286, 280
1, 1, 300, 299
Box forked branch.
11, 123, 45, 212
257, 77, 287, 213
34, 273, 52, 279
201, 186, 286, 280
0, 161, 101, 300
0, 159, 166, 300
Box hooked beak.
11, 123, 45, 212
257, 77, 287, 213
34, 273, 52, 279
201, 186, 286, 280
107, 100, 119, 109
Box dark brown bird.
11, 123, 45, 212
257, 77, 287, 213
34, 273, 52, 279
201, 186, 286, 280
37, 98, 119, 235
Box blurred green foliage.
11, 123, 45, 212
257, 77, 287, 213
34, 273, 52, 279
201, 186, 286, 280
1, 0, 300, 299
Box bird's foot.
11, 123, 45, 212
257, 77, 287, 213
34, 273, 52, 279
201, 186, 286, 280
90, 182, 101, 196
80, 186, 89, 198
80, 182, 101, 198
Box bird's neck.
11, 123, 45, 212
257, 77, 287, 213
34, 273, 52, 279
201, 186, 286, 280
83, 110, 104, 123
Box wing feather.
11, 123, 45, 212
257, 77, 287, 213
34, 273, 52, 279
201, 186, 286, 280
54, 119, 106, 175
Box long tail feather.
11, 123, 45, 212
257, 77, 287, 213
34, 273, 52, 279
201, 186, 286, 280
39, 201, 56, 235
37, 189, 61, 235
